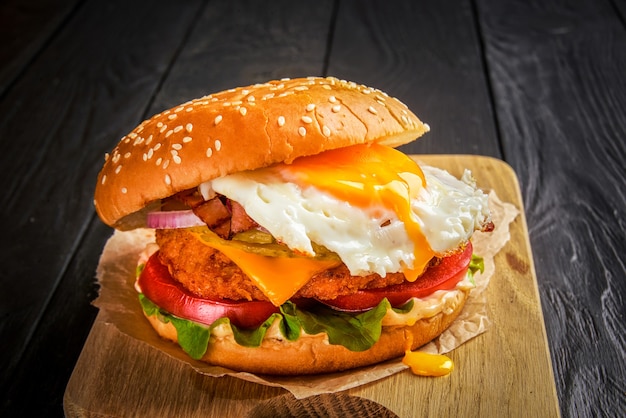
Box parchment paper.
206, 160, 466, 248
93, 191, 518, 399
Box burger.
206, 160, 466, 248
94, 76, 493, 375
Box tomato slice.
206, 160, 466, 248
137, 253, 280, 329
318, 242, 473, 312
138, 242, 473, 326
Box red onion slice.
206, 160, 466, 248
146, 210, 205, 229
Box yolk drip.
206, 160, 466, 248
402, 350, 455, 377
402, 332, 454, 377
281, 143, 435, 279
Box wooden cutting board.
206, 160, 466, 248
64, 155, 561, 417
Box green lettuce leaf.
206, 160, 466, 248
137, 254, 478, 358
138, 295, 414, 358
139, 294, 211, 359
468, 254, 485, 286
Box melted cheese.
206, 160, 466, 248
189, 230, 340, 306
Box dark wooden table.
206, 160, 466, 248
1, 0, 624, 416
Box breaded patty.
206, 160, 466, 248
155, 228, 413, 302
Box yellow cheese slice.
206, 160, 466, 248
189, 230, 341, 306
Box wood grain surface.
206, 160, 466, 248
0, 1, 204, 412
64, 155, 560, 418
475, 1, 626, 416
327, 0, 502, 158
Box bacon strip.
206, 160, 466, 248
229, 201, 258, 234
170, 189, 259, 238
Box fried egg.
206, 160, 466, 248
206, 144, 491, 280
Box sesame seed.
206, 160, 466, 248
401, 115, 408, 125
175, 106, 184, 113
174, 125, 183, 133
173, 155, 182, 164
142, 153, 147, 161
240, 107, 247, 116
172, 143, 182, 150
322, 85, 331, 90
206, 147, 213, 157
165, 130, 173, 137
121, 187, 127, 194
165, 174, 171, 185
160, 125, 167, 133
329, 96, 337, 103
157, 122, 164, 128
124, 137, 130, 144
332, 105, 341, 113
112, 153, 120, 163
294, 86, 308, 91
186, 107, 193, 112
368, 106, 378, 115
247, 95, 255, 102
298, 127, 307, 136
362, 89, 371, 94
278, 116, 285, 126
115, 165, 122, 174
322, 125, 331, 137
215, 140, 222, 151
154, 143, 162, 151
215, 115, 223, 125
168, 114, 177, 120
306, 104, 316, 112
124, 152, 131, 159
185, 123, 193, 132
183, 136, 192, 143
147, 149, 154, 159
156, 157, 162, 166
129, 132, 138, 139
104, 153, 110, 161
163, 160, 170, 169
101, 175, 107, 185
146, 135, 153, 145
301, 116, 313, 124
424, 123, 431, 131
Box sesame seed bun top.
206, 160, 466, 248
94, 76, 430, 229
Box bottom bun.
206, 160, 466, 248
143, 289, 469, 375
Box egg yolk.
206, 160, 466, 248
279, 143, 435, 279
402, 350, 455, 377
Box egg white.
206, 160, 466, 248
206, 164, 490, 277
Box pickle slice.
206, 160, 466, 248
189, 226, 340, 261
